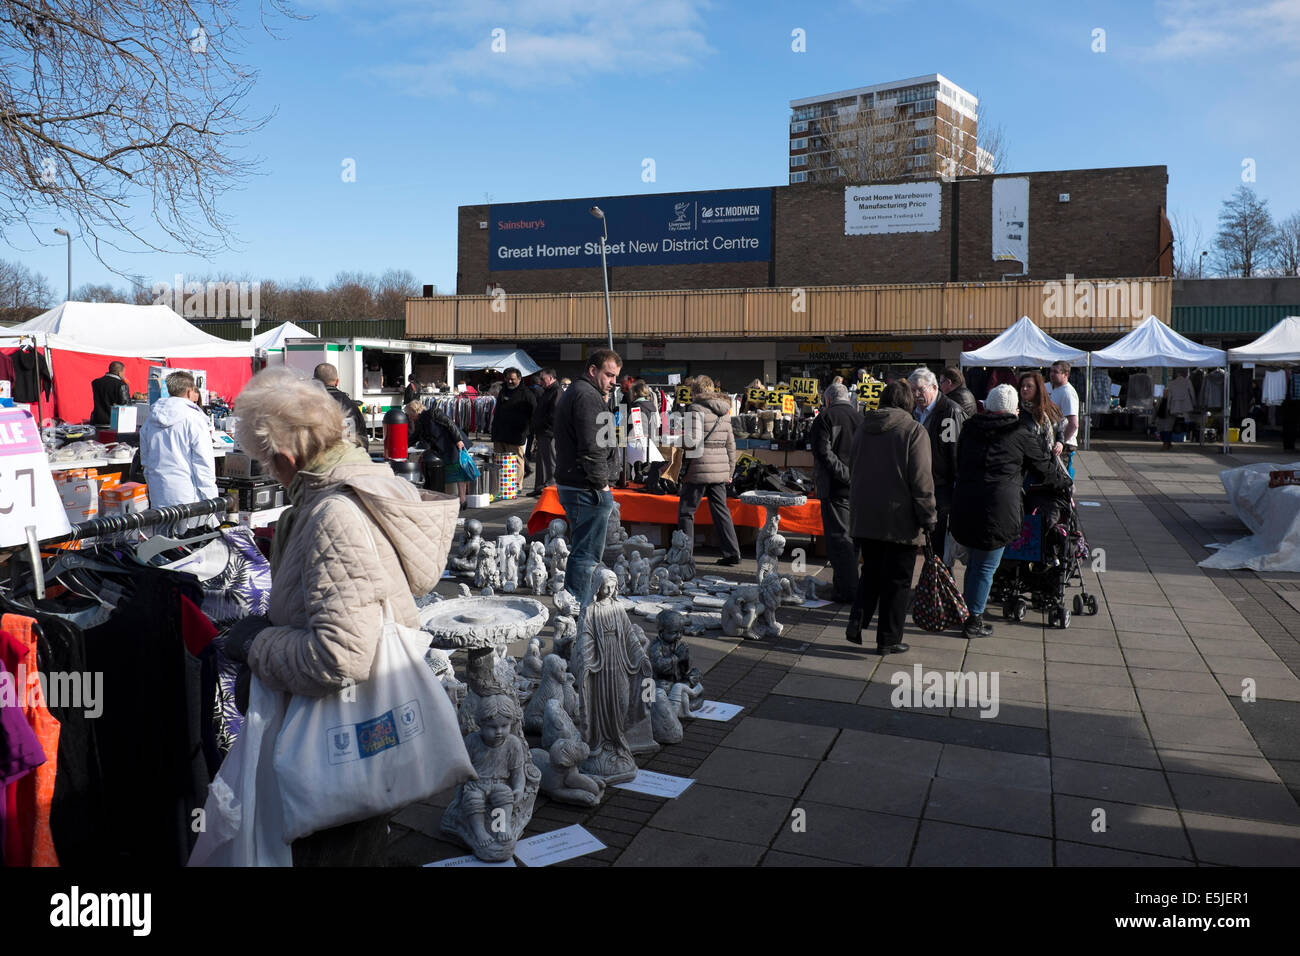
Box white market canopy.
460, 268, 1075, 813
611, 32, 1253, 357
455, 347, 540, 375
0, 301, 253, 358
251, 320, 315, 350
1090, 315, 1226, 368
959, 315, 1087, 367
1228, 316, 1300, 364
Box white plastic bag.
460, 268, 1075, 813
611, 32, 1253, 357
272, 496, 475, 843
188, 675, 293, 867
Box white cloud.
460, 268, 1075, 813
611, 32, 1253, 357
1146, 0, 1300, 63
325, 0, 715, 97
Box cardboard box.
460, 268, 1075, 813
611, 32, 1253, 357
100, 481, 149, 515
60, 478, 99, 523
110, 405, 138, 432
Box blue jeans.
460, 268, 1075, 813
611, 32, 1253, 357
557, 485, 615, 605
962, 546, 1005, 617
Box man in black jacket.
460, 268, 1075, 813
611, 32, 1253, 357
940, 367, 977, 417
90, 361, 131, 426
490, 366, 537, 480
313, 363, 368, 448
808, 383, 860, 603
909, 367, 966, 566
554, 349, 621, 603
530, 368, 560, 496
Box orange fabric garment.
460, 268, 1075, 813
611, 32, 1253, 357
526, 486, 824, 537
1, 614, 61, 867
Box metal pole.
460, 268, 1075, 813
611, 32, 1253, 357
599, 220, 613, 352
1083, 352, 1092, 451
1222, 362, 1230, 456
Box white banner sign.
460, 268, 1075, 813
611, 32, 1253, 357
0, 408, 70, 547
844, 182, 941, 235
992, 176, 1029, 267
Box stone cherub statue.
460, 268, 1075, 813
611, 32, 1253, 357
662, 528, 696, 582
628, 550, 652, 596
544, 517, 568, 551
720, 574, 784, 640
496, 515, 527, 592
550, 587, 581, 660
545, 520, 569, 576
649, 609, 705, 717
523, 653, 580, 735
756, 532, 786, 584
650, 566, 682, 596
531, 737, 606, 808
450, 518, 484, 573
524, 541, 548, 595
475, 540, 501, 591
571, 569, 652, 784
613, 553, 630, 593
441, 693, 541, 862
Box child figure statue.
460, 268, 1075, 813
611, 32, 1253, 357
450, 518, 484, 573
441, 694, 540, 862
524, 541, 548, 595
531, 737, 606, 808
756, 532, 786, 584
496, 515, 527, 592
474, 540, 501, 591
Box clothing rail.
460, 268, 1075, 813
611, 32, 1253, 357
44, 496, 230, 544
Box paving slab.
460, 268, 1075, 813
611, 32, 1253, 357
1052, 794, 1193, 860
802, 760, 932, 816
1050, 757, 1176, 809
911, 820, 1053, 866
1180, 812, 1300, 866
772, 672, 865, 703
718, 716, 838, 760
614, 828, 765, 867
1165, 771, 1300, 826
647, 784, 792, 847
936, 743, 1052, 792
923, 776, 1053, 837
770, 801, 917, 866
692, 746, 819, 798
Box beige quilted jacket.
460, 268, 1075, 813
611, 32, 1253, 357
248, 460, 458, 697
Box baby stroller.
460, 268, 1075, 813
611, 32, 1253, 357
988, 478, 1098, 628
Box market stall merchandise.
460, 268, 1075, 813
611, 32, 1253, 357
526, 485, 824, 538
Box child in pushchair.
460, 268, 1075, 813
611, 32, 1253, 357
990, 461, 1099, 628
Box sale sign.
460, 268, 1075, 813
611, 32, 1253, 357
0, 408, 71, 547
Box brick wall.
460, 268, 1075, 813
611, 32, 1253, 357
456, 165, 1168, 294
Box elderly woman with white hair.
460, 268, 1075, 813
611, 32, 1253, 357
220, 367, 460, 866
950, 384, 1071, 640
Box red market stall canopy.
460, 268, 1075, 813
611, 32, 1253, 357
0, 302, 254, 423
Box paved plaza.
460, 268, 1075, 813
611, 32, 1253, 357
390, 439, 1300, 867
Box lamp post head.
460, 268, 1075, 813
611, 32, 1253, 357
53, 227, 69, 237
589, 206, 604, 219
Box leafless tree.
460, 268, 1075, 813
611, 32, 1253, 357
1213, 186, 1276, 277
0, 1, 301, 270
0, 256, 53, 308
71, 281, 130, 302
1171, 212, 1208, 278
807, 99, 913, 183
974, 93, 1009, 174
1273, 212, 1300, 276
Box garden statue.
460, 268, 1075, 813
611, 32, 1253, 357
450, 518, 484, 573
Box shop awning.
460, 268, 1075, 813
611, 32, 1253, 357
1090, 315, 1226, 367
1228, 315, 1300, 363
959, 316, 1087, 367
455, 348, 541, 375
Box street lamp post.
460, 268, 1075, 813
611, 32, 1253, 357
1199, 250, 1208, 278
589, 206, 614, 351
53, 228, 70, 300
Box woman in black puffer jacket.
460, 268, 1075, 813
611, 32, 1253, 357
950, 385, 1071, 640
410, 401, 469, 507
677, 375, 741, 565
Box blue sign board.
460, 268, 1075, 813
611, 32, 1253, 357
489, 189, 771, 271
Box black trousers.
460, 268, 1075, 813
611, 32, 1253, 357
533, 434, 556, 492
853, 538, 918, 648
818, 493, 857, 601
678, 482, 741, 559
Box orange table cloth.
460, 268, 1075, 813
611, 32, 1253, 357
527, 486, 823, 537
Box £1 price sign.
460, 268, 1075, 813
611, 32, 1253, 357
0, 408, 70, 547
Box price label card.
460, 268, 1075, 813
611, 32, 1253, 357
676, 385, 693, 406
766, 389, 779, 406
774, 383, 792, 394
791, 377, 819, 396
0, 408, 70, 547
781, 394, 796, 415
746, 387, 768, 407
808, 392, 821, 408
857, 380, 884, 411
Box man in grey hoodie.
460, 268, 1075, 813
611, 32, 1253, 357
139, 370, 218, 530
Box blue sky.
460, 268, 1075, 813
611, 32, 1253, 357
6, 0, 1299, 295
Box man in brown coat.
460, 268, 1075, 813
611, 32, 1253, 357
846, 380, 936, 653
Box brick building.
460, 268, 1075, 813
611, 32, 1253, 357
431, 164, 1171, 385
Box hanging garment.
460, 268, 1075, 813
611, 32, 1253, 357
10, 346, 53, 404
1126, 373, 1154, 410
1262, 369, 1287, 406
1290, 370, 1300, 401
1089, 369, 1113, 413
1231, 367, 1254, 419
1199, 369, 1226, 411
0, 617, 60, 867
0, 350, 15, 388
0, 658, 46, 864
